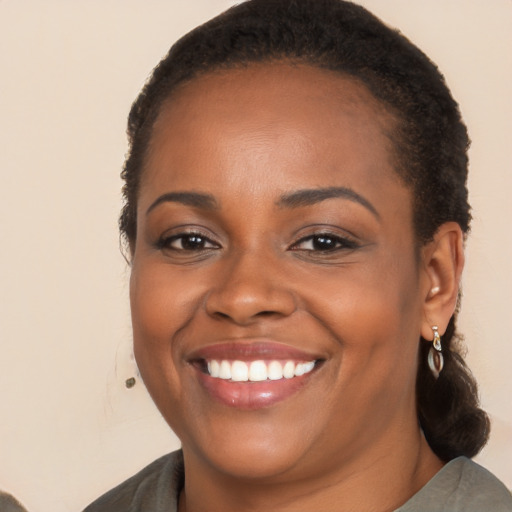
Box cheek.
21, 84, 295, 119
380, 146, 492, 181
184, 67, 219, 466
130, 262, 186, 380
306, 253, 421, 376
129, 263, 195, 426
130, 261, 199, 341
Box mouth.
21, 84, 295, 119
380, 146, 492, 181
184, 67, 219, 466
187, 342, 324, 409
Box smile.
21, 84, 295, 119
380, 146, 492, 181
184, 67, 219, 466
187, 342, 324, 409
206, 359, 317, 382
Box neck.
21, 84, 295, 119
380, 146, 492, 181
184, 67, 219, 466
178, 428, 443, 512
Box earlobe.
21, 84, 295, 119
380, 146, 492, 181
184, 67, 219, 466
420, 222, 465, 339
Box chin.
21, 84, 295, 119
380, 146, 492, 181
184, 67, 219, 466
177, 410, 317, 481
185, 440, 307, 481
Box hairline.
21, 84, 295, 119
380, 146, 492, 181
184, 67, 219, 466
129, 57, 418, 242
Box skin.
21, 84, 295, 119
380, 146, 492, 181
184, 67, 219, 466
130, 63, 463, 511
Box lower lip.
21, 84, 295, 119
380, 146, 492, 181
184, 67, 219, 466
195, 369, 315, 410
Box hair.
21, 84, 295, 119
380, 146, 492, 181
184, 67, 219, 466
120, 0, 489, 460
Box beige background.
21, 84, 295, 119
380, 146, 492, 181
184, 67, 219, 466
0, 1, 510, 510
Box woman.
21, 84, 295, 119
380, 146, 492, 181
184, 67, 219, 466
84, 0, 512, 510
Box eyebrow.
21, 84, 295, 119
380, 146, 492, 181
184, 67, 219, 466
277, 186, 380, 219
146, 191, 219, 215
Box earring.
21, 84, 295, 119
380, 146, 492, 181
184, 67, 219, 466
427, 325, 444, 379
429, 286, 440, 298
125, 377, 137, 389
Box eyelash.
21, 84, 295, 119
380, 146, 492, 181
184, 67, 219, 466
289, 232, 359, 253
155, 231, 220, 252
156, 230, 358, 255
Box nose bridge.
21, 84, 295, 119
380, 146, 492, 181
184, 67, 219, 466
205, 244, 296, 324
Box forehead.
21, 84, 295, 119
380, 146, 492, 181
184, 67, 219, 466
141, 62, 404, 204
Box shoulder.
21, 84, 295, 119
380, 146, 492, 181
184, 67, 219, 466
82, 450, 183, 512
398, 457, 512, 512
448, 458, 512, 510
0, 491, 28, 512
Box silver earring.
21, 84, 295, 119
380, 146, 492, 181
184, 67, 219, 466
427, 325, 444, 379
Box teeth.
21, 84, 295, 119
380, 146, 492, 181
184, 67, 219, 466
283, 361, 295, 379
219, 360, 232, 380
303, 361, 315, 373
267, 360, 283, 380
249, 360, 267, 381
293, 361, 315, 377
208, 360, 220, 378
231, 360, 249, 382
205, 359, 316, 381
294, 363, 306, 376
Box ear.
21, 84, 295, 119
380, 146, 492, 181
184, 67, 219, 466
419, 222, 465, 339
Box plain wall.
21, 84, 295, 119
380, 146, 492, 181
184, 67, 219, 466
0, 1, 510, 510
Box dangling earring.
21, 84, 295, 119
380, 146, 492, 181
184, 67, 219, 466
125, 377, 137, 389
427, 325, 444, 379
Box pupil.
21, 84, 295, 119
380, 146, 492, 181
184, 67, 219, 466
313, 235, 335, 250
183, 235, 204, 250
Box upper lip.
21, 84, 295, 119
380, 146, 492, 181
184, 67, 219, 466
186, 340, 324, 363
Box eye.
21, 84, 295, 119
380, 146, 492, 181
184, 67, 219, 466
157, 232, 220, 252
290, 233, 358, 252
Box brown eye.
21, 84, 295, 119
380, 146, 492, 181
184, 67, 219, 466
159, 233, 219, 251
310, 235, 339, 251
291, 233, 358, 252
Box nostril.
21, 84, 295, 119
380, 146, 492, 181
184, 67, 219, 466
213, 311, 231, 320
257, 310, 280, 317
212, 309, 287, 323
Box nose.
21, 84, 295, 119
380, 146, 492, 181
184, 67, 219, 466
205, 250, 297, 325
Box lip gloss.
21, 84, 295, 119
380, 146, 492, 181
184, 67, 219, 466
196, 368, 317, 409
187, 341, 323, 409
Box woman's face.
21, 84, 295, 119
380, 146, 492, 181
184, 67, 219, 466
130, 63, 432, 481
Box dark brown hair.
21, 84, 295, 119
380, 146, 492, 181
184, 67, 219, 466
120, 0, 489, 460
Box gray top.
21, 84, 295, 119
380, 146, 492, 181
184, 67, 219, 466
0, 491, 28, 512
83, 451, 512, 511
396, 457, 512, 511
